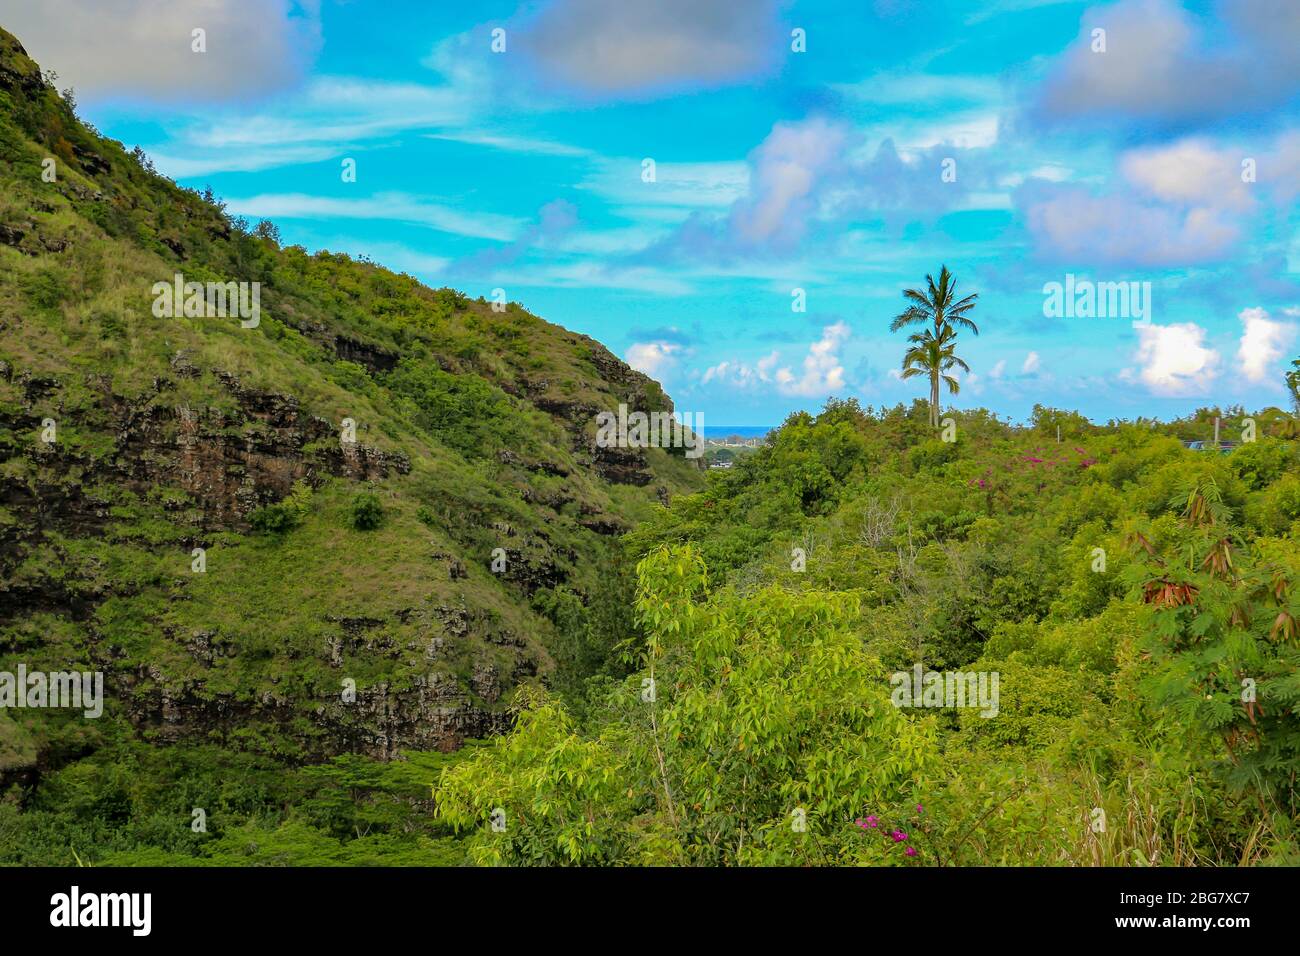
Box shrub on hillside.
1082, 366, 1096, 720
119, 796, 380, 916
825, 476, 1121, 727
350, 492, 384, 531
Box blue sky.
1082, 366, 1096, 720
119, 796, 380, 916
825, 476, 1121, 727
7, 0, 1300, 425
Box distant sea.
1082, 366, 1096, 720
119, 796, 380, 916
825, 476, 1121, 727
705, 425, 777, 439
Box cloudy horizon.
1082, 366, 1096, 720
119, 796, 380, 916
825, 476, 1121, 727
7, 0, 1297, 425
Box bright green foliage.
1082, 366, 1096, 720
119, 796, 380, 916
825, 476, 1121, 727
349, 491, 385, 530
3, 23, 1297, 868
0, 740, 473, 866
437, 545, 944, 865
439, 397, 1300, 866
249, 480, 314, 533
1126, 478, 1300, 817
384, 359, 520, 457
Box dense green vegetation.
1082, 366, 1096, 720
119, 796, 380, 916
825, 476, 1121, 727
435, 400, 1300, 865
1, 24, 1297, 867
0, 739, 475, 866
0, 26, 700, 865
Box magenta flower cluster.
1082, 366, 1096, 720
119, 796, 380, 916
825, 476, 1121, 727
855, 804, 925, 861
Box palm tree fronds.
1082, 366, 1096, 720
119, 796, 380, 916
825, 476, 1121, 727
888, 264, 980, 426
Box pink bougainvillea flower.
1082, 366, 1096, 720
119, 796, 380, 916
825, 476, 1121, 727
915, 804, 924, 813
905, 846, 918, 857
891, 829, 907, 842
865, 815, 880, 828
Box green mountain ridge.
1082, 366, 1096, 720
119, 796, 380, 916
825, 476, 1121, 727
0, 20, 702, 810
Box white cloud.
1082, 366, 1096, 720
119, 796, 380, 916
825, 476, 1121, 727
625, 342, 682, 378
1123, 322, 1221, 396
221, 192, 524, 241
3, 0, 320, 101
577, 160, 749, 210
516, 0, 780, 95
1001, 165, 1073, 188
1120, 140, 1255, 212
423, 132, 592, 157
1023, 185, 1240, 266
136, 74, 478, 177
130, 34, 495, 178
701, 361, 733, 385
147, 143, 346, 179
1021, 351, 1041, 374
701, 351, 780, 388
188, 77, 474, 150
953, 366, 985, 396
1020, 129, 1300, 268
886, 113, 1001, 151
1236, 307, 1296, 384
775, 323, 851, 397
989, 359, 1007, 379
730, 118, 850, 245
1033, 0, 1300, 125
1265, 132, 1300, 205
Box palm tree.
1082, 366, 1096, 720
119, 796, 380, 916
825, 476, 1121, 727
900, 325, 969, 427
891, 264, 980, 338
892, 265, 979, 425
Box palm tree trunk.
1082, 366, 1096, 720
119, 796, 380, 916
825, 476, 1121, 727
930, 372, 939, 427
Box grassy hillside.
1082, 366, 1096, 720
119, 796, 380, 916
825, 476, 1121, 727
0, 26, 702, 864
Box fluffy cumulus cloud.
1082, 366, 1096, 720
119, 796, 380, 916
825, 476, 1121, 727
625, 341, 682, 379
515, 0, 781, 96
2, 0, 321, 101
775, 322, 850, 397
728, 118, 851, 245
633, 115, 1009, 266
630, 117, 853, 263
1021, 351, 1041, 374
1018, 130, 1300, 268
1123, 322, 1221, 396
702, 352, 780, 388
696, 328, 850, 398
1236, 307, 1296, 384
1019, 181, 1240, 267
1119, 140, 1255, 213
1032, 0, 1300, 127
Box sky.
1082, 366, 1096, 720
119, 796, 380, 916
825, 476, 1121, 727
5, 0, 1300, 426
